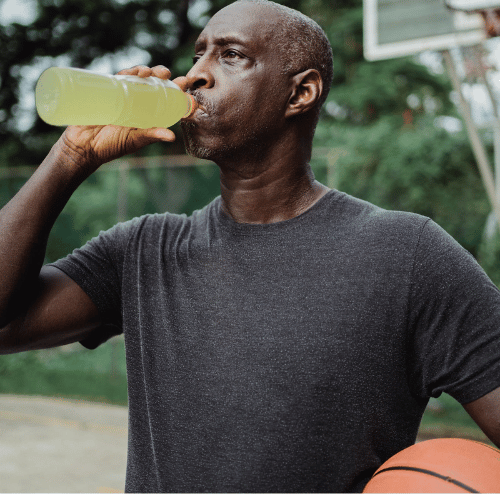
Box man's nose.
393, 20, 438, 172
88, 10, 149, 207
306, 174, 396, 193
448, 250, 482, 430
185, 56, 215, 90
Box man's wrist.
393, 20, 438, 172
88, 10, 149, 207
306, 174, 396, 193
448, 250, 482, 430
50, 131, 100, 179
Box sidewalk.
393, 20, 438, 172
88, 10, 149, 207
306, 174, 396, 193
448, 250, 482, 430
0, 394, 128, 493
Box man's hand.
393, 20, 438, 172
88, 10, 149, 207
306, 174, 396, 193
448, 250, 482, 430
59, 65, 177, 173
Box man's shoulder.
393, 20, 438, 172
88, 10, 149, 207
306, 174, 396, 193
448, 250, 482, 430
330, 190, 429, 237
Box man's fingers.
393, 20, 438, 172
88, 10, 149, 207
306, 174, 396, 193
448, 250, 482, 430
119, 128, 176, 157
116, 65, 153, 77
151, 65, 171, 80
116, 66, 140, 76
116, 65, 172, 81
135, 65, 154, 78
139, 128, 176, 143
172, 76, 188, 92
150, 128, 176, 142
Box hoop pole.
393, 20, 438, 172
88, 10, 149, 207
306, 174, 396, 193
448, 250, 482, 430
470, 44, 500, 122
442, 49, 500, 230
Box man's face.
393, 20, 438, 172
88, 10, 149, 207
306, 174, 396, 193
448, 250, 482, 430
180, 2, 290, 162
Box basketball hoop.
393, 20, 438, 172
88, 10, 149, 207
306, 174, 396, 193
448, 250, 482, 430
445, 0, 500, 37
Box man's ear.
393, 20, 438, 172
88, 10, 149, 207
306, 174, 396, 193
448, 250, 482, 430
285, 69, 323, 119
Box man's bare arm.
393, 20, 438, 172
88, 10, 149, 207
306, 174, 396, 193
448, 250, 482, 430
463, 386, 500, 448
0, 266, 102, 354
0, 134, 96, 330
0, 64, 177, 353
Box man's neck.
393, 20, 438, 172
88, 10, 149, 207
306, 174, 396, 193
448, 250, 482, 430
217, 148, 330, 224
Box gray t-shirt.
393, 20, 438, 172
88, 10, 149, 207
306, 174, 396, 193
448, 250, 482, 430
49, 189, 500, 492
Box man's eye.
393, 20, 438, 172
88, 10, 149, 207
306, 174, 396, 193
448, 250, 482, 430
224, 50, 240, 59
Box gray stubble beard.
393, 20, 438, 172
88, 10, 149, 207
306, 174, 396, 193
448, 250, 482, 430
180, 122, 234, 162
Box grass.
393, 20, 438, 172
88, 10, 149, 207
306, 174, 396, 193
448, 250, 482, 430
419, 393, 494, 445
0, 339, 494, 446
421, 393, 477, 429
0, 338, 128, 406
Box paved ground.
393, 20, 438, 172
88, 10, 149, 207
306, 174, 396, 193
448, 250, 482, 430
0, 394, 128, 493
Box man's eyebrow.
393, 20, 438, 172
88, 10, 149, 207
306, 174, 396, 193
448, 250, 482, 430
215, 36, 251, 47
195, 35, 252, 51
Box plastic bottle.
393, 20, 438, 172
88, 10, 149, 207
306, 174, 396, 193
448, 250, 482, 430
35, 67, 196, 129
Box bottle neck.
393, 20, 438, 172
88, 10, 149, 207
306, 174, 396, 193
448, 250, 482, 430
183, 93, 197, 118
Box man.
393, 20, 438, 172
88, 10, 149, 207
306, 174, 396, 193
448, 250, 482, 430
0, 0, 499, 493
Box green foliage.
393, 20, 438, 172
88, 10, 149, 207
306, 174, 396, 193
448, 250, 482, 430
0, 349, 43, 377
337, 120, 488, 255
420, 394, 487, 434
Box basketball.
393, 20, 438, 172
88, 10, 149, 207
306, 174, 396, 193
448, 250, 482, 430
363, 438, 500, 493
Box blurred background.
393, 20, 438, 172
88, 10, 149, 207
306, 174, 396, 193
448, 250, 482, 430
0, 0, 499, 492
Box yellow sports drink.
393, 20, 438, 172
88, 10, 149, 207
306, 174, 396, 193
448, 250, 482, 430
35, 67, 196, 129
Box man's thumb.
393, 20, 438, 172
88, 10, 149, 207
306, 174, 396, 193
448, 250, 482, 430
172, 76, 189, 92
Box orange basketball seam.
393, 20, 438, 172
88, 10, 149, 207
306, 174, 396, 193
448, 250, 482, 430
371, 465, 479, 493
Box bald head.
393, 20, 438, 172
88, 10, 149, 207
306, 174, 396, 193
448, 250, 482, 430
233, 0, 334, 109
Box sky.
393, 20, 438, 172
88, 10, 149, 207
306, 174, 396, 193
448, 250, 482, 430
0, 0, 37, 25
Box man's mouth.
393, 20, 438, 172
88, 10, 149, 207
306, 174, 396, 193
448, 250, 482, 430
188, 91, 214, 116
181, 96, 211, 126
181, 106, 205, 125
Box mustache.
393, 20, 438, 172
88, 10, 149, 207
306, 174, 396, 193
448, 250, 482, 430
188, 90, 214, 114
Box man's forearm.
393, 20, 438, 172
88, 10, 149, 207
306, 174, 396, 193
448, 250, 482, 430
0, 69, 175, 329
0, 138, 91, 327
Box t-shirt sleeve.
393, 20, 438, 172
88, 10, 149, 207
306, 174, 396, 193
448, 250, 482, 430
408, 219, 500, 404
47, 218, 137, 349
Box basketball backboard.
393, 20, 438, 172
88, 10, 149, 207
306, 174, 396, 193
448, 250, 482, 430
363, 0, 486, 61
